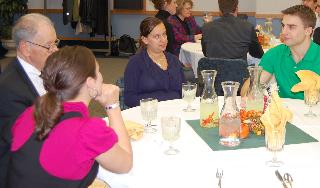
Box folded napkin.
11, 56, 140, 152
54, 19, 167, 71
291, 70, 320, 92
260, 91, 292, 132
124, 120, 144, 141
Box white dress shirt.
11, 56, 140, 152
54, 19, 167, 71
17, 56, 46, 96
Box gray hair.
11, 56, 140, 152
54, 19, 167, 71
12, 13, 54, 46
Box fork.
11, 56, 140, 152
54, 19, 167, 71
283, 173, 293, 188
216, 169, 223, 188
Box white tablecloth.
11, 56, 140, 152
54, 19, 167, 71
98, 98, 320, 188
179, 42, 262, 78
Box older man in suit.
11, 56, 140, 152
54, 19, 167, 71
0, 13, 58, 187
201, 0, 264, 60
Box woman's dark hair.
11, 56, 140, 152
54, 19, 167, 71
34, 46, 96, 140
151, 0, 173, 10
138, 17, 163, 49
218, 0, 238, 14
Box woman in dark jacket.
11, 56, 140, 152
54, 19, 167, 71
152, 0, 177, 54
124, 17, 185, 108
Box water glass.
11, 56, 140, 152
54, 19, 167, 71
140, 98, 158, 133
161, 116, 181, 155
265, 128, 286, 167
304, 89, 319, 117
182, 82, 197, 112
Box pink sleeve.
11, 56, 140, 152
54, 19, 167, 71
11, 107, 35, 151
76, 118, 118, 164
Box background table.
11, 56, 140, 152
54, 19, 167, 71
179, 42, 264, 78
98, 97, 320, 188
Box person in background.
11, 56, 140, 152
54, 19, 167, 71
302, 0, 320, 28
167, 0, 202, 56
124, 17, 185, 108
316, 3, 320, 14
302, 0, 320, 44
151, 0, 177, 54
0, 13, 59, 188
201, 0, 264, 60
259, 5, 320, 99
7, 46, 132, 187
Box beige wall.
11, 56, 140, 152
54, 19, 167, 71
256, 0, 300, 14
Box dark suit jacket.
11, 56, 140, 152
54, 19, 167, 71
201, 14, 264, 60
0, 59, 39, 188
155, 10, 175, 54
314, 27, 320, 45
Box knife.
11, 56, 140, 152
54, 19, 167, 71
275, 170, 288, 188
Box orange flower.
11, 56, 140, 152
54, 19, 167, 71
240, 123, 250, 139
201, 112, 215, 127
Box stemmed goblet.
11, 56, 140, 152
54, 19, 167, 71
161, 116, 181, 155
265, 128, 286, 167
304, 88, 319, 117
140, 98, 158, 133
182, 82, 197, 112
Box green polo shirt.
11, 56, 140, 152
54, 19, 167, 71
259, 41, 320, 99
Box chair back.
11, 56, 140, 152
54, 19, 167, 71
197, 57, 249, 96
116, 77, 129, 110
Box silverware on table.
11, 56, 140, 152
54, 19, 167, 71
283, 173, 293, 188
275, 170, 288, 188
216, 168, 223, 188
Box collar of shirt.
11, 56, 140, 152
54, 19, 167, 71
285, 41, 317, 63
17, 56, 47, 96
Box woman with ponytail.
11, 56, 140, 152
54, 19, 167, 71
7, 46, 132, 188
124, 17, 185, 108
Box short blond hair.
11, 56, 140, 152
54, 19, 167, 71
176, 0, 193, 14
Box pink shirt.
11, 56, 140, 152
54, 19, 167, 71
11, 102, 118, 180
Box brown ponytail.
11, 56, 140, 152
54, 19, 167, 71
34, 46, 96, 140
34, 93, 63, 140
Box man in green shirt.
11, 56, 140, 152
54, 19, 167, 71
259, 5, 320, 99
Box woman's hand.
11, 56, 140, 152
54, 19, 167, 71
194, 34, 202, 41
203, 15, 213, 23
95, 84, 120, 107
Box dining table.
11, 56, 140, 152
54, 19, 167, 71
97, 97, 320, 188
178, 42, 279, 78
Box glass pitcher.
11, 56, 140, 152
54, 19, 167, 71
246, 66, 264, 113
219, 81, 241, 147
263, 18, 275, 46
264, 18, 273, 35
200, 70, 219, 128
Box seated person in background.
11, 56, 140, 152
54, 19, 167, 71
259, 5, 320, 99
7, 46, 132, 187
313, 27, 320, 44
201, 0, 264, 60
302, 0, 320, 44
316, 3, 320, 14
152, 0, 177, 54
167, 0, 202, 56
302, 0, 320, 28
124, 17, 185, 108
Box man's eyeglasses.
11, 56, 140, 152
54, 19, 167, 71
26, 39, 60, 51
